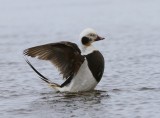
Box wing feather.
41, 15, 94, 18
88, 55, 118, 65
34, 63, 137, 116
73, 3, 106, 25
24, 41, 84, 79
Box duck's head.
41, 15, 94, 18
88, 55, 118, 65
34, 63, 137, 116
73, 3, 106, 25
80, 28, 105, 46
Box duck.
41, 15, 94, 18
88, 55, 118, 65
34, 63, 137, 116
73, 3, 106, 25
23, 28, 105, 92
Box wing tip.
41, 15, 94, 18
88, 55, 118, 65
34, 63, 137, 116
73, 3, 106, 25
23, 55, 50, 84
23, 54, 61, 90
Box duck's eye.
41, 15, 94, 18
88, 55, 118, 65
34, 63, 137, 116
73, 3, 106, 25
90, 34, 95, 37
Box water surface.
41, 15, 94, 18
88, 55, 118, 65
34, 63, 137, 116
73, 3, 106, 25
0, 0, 160, 118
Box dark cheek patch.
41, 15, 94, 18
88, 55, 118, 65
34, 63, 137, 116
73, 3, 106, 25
81, 37, 90, 45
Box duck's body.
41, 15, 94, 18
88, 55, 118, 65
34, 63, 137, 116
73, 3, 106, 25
24, 28, 105, 92
57, 50, 104, 92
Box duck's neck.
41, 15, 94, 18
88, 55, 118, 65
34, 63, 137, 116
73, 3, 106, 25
81, 44, 96, 55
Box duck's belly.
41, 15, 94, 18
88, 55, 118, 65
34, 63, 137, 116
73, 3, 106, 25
66, 59, 98, 92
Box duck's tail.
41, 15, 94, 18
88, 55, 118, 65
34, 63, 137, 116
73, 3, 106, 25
23, 56, 61, 90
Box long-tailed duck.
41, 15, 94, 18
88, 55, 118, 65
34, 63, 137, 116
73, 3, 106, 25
23, 28, 105, 92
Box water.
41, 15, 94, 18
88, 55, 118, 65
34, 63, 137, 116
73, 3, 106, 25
0, 0, 160, 118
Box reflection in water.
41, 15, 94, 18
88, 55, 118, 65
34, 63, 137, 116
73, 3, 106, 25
37, 90, 109, 106
29, 90, 109, 118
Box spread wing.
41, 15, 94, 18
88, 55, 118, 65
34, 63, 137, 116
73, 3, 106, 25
23, 41, 85, 79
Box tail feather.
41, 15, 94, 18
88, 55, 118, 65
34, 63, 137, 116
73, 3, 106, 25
23, 56, 61, 89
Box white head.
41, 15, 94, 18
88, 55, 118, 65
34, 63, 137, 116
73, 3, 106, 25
79, 28, 105, 46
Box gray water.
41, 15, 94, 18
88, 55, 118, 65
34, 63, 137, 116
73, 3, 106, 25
0, 0, 160, 118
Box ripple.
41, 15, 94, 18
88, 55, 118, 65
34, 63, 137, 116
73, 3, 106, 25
39, 90, 109, 102
110, 88, 122, 92
138, 87, 160, 91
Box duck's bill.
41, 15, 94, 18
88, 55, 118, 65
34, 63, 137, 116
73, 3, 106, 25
95, 36, 105, 41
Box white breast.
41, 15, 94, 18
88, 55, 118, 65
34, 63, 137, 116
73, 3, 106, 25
60, 59, 98, 92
